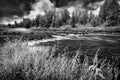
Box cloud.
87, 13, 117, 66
0, 16, 23, 24
0, 0, 35, 19
0, 0, 54, 24
2, 0, 119, 24
0, 0, 104, 20
25, 0, 54, 19
50, 0, 104, 8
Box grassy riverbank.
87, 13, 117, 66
0, 40, 119, 80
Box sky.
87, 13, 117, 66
0, 0, 118, 24
0, 0, 36, 18
0, 0, 103, 17
50, 0, 103, 8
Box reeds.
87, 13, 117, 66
0, 40, 119, 80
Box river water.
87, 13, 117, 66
0, 33, 120, 57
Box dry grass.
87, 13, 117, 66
0, 40, 120, 80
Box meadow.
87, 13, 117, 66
0, 7, 120, 80
0, 39, 120, 80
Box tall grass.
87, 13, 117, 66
0, 40, 119, 80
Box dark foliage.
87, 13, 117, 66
99, 0, 120, 26
69, 12, 79, 27
61, 9, 70, 25
35, 15, 47, 28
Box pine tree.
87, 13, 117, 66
35, 15, 46, 28
79, 10, 89, 25
99, 0, 120, 26
70, 12, 79, 27
61, 9, 70, 25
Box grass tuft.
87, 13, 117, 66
0, 40, 119, 80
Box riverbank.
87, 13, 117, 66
0, 40, 120, 80
0, 27, 120, 57
1, 26, 120, 35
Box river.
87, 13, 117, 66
0, 32, 120, 57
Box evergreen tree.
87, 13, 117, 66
78, 10, 89, 25
70, 12, 79, 27
61, 9, 70, 25
99, 0, 120, 26
52, 14, 63, 28
22, 18, 32, 28
35, 15, 46, 28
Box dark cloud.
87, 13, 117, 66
1, 0, 119, 22
0, 0, 35, 18
82, 0, 103, 7
50, 0, 103, 8
50, 0, 74, 7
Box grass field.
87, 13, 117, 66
0, 39, 120, 80
1, 26, 120, 35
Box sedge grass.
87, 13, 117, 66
0, 39, 119, 80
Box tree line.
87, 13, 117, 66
1, 0, 120, 28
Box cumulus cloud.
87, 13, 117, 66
0, 0, 35, 19
0, 0, 54, 24
25, 0, 54, 19
1, 0, 119, 24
